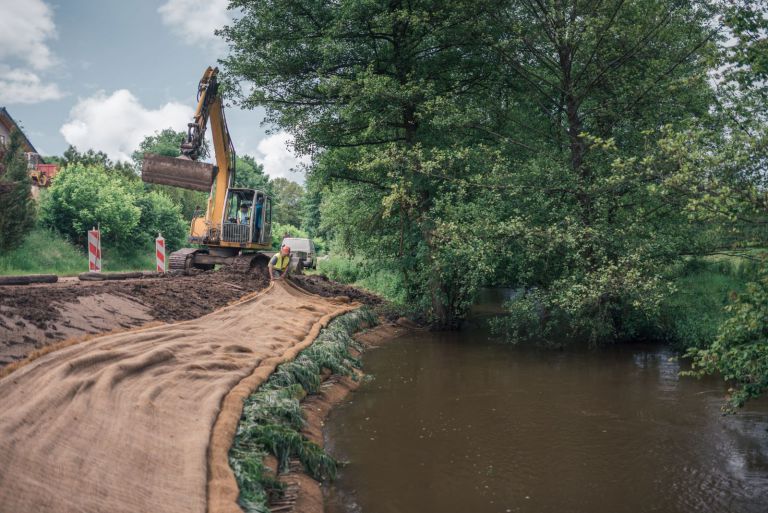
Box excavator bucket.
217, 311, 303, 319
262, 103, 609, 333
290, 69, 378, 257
141, 153, 215, 192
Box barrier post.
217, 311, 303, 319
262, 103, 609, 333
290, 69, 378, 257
156, 233, 166, 272
88, 227, 101, 272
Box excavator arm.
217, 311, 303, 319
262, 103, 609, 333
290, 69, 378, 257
142, 66, 238, 231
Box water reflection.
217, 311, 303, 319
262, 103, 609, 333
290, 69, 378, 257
324, 329, 768, 513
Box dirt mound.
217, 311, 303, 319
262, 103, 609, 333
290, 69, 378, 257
291, 274, 383, 307
0, 281, 357, 513
0, 268, 269, 367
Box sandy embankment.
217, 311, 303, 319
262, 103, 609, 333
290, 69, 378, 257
0, 280, 358, 513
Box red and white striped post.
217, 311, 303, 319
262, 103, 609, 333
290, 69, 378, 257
155, 233, 166, 272
88, 227, 101, 272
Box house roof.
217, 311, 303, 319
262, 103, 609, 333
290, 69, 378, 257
0, 107, 39, 155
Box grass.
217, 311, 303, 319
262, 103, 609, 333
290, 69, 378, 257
229, 309, 377, 513
0, 227, 158, 276
313, 255, 407, 305
657, 256, 761, 350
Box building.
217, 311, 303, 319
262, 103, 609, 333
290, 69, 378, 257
0, 107, 43, 169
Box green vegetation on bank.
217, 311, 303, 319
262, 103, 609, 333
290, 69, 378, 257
230, 309, 375, 513
314, 256, 406, 306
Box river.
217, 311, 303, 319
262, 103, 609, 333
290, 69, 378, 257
324, 296, 768, 513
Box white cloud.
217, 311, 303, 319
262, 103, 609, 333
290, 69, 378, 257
60, 90, 193, 162
0, 65, 64, 104
158, 0, 230, 48
0, 0, 63, 105
255, 132, 311, 182
0, 0, 57, 69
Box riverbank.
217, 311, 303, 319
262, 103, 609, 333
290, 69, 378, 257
229, 313, 416, 513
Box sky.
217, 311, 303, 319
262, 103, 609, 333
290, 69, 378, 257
0, 0, 309, 182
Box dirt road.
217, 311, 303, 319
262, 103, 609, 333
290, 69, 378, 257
0, 280, 357, 513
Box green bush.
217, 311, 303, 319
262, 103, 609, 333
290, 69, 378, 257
685, 269, 768, 411
39, 163, 186, 253
133, 191, 187, 252
40, 164, 141, 248
316, 255, 406, 304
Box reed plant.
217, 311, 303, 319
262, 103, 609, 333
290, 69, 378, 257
229, 308, 376, 512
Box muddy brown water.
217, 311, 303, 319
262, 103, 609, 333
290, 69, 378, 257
325, 299, 768, 513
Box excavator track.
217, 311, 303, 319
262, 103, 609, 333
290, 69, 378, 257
229, 253, 270, 274
169, 248, 200, 273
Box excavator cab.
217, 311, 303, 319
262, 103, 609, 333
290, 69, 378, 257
222, 189, 271, 245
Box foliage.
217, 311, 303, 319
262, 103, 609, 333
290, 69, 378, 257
40, 164, 141, 248
132, 190, 188, 252
39, 163, 186, 253
316, 255, 406, 305
0, 130, 36, 253
222, 0, 717, 329
270, 178, 304, 226
230, 310, 375, 511
685, 268, 768, 411
48, 145, 136, 178
235, 155, 271, 192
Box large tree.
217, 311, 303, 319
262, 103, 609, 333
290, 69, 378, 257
270, 177, 304, 227
222, 0, 501, 326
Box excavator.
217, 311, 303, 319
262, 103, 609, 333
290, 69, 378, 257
142, 66, 273, 272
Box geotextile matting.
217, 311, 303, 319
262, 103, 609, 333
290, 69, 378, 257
0, 280, 358, 513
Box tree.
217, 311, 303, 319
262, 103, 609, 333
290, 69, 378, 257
0, 130, 36, 253
270, 177, 304, 226
234, 154, 270, 192
40, 164, 141, 249
222, 0, 501, 326
55, 145, 136, 178
40, 163, 187, 253
647, 1, 768, 407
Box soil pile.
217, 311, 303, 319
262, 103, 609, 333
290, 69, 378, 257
291, 274, 382, 307
0, 268, 269, 366
0, 281, 356, 513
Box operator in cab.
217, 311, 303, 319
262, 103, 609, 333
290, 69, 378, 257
269, 245, 291, 281
238, 204, 250, 225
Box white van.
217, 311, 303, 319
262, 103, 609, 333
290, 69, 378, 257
281, 237, 317, 269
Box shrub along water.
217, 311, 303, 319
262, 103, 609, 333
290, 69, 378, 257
315, 256, 406, 306
229, 309, 376, 513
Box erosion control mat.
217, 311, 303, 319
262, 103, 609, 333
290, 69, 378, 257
0, 281, 357, 513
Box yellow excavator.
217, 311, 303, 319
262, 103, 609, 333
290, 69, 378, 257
142, 66, 273, 272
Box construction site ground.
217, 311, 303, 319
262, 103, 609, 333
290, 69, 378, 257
0, 269, 382, 368
0, 268, 386, 513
